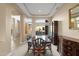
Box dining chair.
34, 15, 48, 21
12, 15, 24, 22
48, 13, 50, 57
32, 38, 46, 56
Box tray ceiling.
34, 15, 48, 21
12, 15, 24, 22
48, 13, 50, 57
16, 3, 64, 17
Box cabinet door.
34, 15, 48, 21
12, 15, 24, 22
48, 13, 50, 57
75, 43, 79, 56
76, 48, 79, 56
63, 39, 76, 56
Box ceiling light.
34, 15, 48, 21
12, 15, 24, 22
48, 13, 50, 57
38, 10, 41, 12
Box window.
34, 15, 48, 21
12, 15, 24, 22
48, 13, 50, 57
35, 19, 45, 23
25, 18, 32, 24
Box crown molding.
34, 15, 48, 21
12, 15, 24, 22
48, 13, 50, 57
16, 3, 64, 18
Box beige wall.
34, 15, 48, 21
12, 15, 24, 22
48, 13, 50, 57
0, 4, 25, 55
53, 3, 79, 39
0, 4, 14, 55
0, 4, 10, 55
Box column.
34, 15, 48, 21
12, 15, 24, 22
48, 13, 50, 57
20, 15, 25, 43
31, 17, 36, 38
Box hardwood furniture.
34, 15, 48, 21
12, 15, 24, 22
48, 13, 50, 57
27, 39, 32, 52
75, 42, 79, 56
58, 36, 79, 56
32, 38, 46, 56
35, 35, 52, 50
62, 39, 75, 56
27, 35, 52, 56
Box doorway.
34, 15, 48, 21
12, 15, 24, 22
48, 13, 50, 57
11, 15, 20, 51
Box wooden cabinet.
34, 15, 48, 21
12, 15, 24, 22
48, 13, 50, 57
58, 36, 79, 56
75, 42, 79, 56
62, 39, 79, 56
62, 39, 75, 56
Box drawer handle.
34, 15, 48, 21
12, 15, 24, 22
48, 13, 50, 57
68, 42, 71, 44
67, 47, 71, 50
67, 53, 71, 56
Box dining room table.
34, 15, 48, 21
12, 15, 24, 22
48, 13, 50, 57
27, 35, 51, 55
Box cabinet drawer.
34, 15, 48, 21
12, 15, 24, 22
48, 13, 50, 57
63, 50, 73, 56
67, 46, 72, 50
64, 52, 72, 56
63, 45, 73, 51
63, 39, 74, 45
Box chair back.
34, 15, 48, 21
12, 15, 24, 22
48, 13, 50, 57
32, 38, 46, 55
